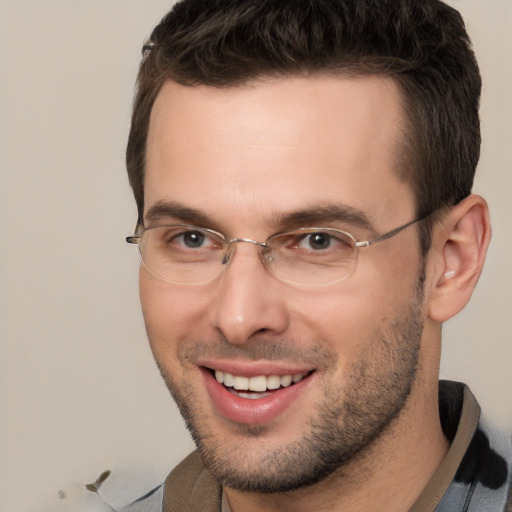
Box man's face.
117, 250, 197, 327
141, 76, 426, 491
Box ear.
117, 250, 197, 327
427, 194, 491, 323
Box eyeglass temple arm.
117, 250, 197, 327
126, 221, 145, 244
355, 217, 423, 248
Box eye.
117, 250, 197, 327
272, 229, 354, 259
152, 226, 223, 252
298, 232, 333, 251
179, 230, 207, 248
168, 228, 225, 251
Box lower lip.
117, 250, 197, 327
201, 368, 313, 425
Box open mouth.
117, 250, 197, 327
209, 368, 313, 399
200, 365, 316, 424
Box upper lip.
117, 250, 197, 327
197, 358, 314, 378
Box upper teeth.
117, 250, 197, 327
215, 370, 305, 392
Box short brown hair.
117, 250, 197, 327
126, 0, 481, 254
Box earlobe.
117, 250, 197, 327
428, 194, 491, 323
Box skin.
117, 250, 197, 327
139, 75, 490, 512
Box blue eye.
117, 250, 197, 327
304, 233, 332, 250
277, 229, 354, 259
295, 232, 335, 251
181, 230, 206, 248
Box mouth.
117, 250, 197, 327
212, 369, 310, 399
200, 365, 315, 425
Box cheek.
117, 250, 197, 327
290, 289, 379, 373
290, 264, 418, 360
139, 271, 211, 361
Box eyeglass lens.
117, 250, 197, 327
137, 225, 358, 286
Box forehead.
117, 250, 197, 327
145, 75, 414, 232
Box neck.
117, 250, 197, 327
225, 369, 448, 512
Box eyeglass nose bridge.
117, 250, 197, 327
221, 237, 271, 265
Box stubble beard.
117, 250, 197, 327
156, 274, 425, 493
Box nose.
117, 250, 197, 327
211, 243, 290, 345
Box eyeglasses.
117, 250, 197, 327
126, 217, 425, 286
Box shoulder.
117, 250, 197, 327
119, 483, 164, 512
119, 451, 222, 512
163, 450, 222, 511
429, 381, 512, 511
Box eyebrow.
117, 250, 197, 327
144, 201, 214, 228
273, 204, 377, 235
144, 200, 377, 236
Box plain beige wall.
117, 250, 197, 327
0, 1, 510, 511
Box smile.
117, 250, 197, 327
201, 366, 314, 424
214, 370, 308, 398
